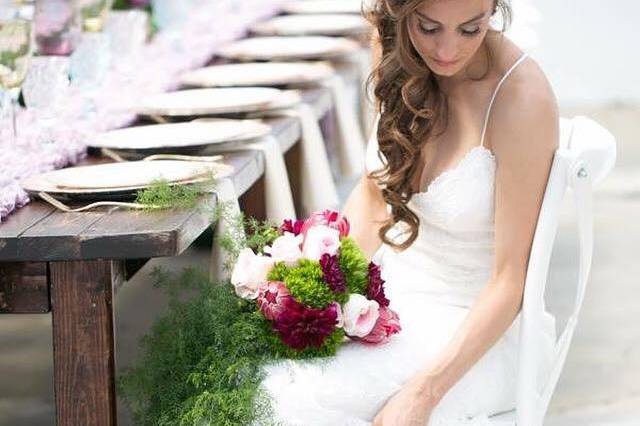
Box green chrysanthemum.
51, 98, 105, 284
282, 259, 334, 309
338, 237, 370, 295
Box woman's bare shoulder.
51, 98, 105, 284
487, 54, 559, 156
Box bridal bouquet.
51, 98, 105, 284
120, 209, 400, 425
231, 209, 401, 353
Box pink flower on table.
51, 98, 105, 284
342, 294, 380, 338
231, 248, 274, 300
257, 281, 292, 321
300, 209, 350, 238
302, 225, 340, 261
263, 232, 303, 266
273, 298, 339, 350
353, 306, 401, 345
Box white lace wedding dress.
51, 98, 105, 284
254, 52, 557, 425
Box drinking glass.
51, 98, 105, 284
0, 13, 34, 145
22, 55, 70, 143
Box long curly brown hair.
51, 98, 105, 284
364, 0, 512, 250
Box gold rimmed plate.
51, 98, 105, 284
250, 14, 369, 37
134, 87, 283, 118
180, 61, 335, 88
217, 36, 360, 62
282, 0, 369, 15
21, 160, 234, 201
89, 119, 272, 158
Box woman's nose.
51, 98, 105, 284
434, 36, 459, 62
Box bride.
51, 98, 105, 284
256, 0, 558, 424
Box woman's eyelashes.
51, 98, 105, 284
416, 21, 482, 37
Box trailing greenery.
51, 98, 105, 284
118, 267, 338, 425
135, 178, 210, 211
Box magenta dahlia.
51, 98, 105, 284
257, 281, 292, 321
319, 253, 346, 293
366, 262, 389, 307
279, 218, 305, 236
273, 299, 339, 350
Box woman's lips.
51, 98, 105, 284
432, 58, 459, 68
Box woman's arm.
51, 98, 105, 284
417, 76, 559, 404
343, 172, 389, 261
373, 70, 559, 424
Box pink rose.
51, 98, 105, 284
263, 232, 303, 266
230, 248, 274, 299
342, 294, 380, 338
302, 225, 341, 261
301, 209, 350, 238
257, 281, 292, 321
354, 306, 401, 345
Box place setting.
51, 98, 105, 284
249, 13, 370, 38
89, 118, 272, 160
281, 0, 373, 15
129, 83, 340, 219
178, 62, 366, 180
217, 35, 360, 62
20, 157, 234, 210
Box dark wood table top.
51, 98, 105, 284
0, 86, 334, 263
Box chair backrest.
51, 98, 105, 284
515, 116, 616, 425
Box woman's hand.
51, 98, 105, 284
372, 374, 438, 426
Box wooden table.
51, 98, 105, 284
0, 87, 336, 425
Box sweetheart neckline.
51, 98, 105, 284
414, 145, 496, 198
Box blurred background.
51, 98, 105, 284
1, 0, 638, 425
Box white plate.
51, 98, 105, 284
21, 160, 234, 192
217, 36, 360, 61
180, 62, 335, 88
90, 120, 271, 151
135, 87, 282, 117
282, 0, 369, 14
250, 14, 369, 36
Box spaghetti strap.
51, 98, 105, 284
479, 52, 529, 147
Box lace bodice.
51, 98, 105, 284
368, 142, 497, 306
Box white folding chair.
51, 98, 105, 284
488, 116, 617, 425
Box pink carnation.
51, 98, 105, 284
301, 209, 350, 238
353, 306, 401, 345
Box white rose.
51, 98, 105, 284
301, 225, 340, 261
230, 248, 274, 299
342, 294, 380, 338
263, 232, 303, 266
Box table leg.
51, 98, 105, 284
49, 260, 123, 426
